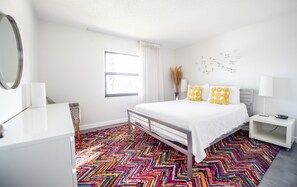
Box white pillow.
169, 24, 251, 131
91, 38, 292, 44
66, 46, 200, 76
188, 84, 209, 101
208, 85, 240, 104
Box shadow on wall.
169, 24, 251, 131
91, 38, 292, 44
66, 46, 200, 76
21, 84, 31, 108
274, 77, 292, 98
271, 77, 294, 116
255, 77, 294, 116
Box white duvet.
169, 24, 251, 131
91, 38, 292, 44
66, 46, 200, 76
133, 100, 249, 163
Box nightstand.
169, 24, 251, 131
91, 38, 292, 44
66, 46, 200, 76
249, 114, 295, 150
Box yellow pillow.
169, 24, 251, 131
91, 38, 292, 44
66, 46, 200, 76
187, 86, 202, 101
209, 87, 231, 105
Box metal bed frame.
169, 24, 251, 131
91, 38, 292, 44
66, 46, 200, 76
127, 89, 254, 178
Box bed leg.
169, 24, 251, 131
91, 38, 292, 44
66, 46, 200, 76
127, 110, 131, 135
187, 132, 193, 179
128, 124, 131, 134
187, 153, 193, 179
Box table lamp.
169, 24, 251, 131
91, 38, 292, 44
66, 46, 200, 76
180, 79, 188, 92
259, 76, 273, 117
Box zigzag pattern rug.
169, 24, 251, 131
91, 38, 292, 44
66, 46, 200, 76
75, 125, 279, 187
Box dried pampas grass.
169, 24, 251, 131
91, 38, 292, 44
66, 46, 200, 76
170, 65, 183, 93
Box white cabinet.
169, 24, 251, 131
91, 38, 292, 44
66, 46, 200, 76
249, 114, 295, 149
0, 103, 77, 187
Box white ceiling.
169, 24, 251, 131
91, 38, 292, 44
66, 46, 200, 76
31, 0, 297, 49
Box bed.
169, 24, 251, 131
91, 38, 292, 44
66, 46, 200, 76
127, 89, 254, 178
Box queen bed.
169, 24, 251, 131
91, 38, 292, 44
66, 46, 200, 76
127, 89, 254, 178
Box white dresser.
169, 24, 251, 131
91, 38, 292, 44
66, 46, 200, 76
0, 103, 77, 187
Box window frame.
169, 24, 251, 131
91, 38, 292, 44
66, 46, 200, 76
104, 51, 139, 97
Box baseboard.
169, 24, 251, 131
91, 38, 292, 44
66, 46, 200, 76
80, 118, 127, 131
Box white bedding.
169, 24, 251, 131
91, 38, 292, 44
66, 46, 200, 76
133, 100, 249, 163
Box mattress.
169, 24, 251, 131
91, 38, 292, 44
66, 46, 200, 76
133, 100, 249, 163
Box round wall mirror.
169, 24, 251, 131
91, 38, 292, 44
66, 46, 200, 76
0, 13, 23, 89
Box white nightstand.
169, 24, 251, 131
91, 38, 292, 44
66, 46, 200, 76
249, 114, 296, 150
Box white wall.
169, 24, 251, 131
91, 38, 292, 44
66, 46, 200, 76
0, 0, 38, 124
175, 12, 297, 135
37, 21, 175, 129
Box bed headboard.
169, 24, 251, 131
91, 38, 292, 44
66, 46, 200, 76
240, 89, 254, 116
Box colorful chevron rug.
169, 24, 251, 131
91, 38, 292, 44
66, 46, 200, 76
75, 125, 279, 187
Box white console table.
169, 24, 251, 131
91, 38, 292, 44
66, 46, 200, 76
249, 114, 295, 149
0, 103, 77, 187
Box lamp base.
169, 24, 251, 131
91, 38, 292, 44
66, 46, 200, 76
259, 113, 269, 117
174, 92, 179, 100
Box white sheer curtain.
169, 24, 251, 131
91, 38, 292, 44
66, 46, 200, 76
139, 41, 164, 103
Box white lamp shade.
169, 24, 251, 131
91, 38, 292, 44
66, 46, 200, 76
31, 83, 46, 107
259, 76, 273, 97
180, 79, 188, 92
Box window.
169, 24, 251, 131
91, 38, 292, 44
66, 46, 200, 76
105, 51, 139, 97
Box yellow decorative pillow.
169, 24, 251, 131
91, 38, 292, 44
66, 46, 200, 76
209, 87, 231, 105
187, 86, 202, 101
